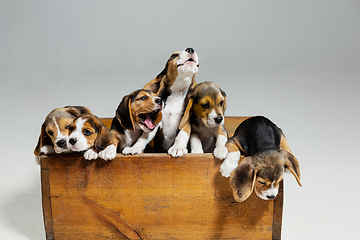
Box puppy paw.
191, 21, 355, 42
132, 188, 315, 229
213, 146, 228, 160
168, 145, 188, 157
83, 148, 98, 160
40, 145, 54, 155
99, 145, 116, 160
122, 146, 142, 155
220, 161, 238, 178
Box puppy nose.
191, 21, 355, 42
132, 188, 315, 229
69, 138, 77, 146
155, 98, 162, 105
57, 140, 66, 148
267, 195, 276, 200
214, 117, 223, 124
185, 48, 194, 54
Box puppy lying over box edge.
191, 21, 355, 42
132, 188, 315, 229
220, 116, 302, 202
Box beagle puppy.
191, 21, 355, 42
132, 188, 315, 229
34, 106, 92, 159
219, 116, 301, 202
143, 48, 199, 152
68, 113, 116, 161
168, 82, 228, 159
110, 89, 163, 155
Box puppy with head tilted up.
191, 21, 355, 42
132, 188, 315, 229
143, 48, 199, 152
110, 89, 163, 155
67, 113, 116, 161
220, 116, 301, 202
34, 106, 92, 164
168, 82, 228, 159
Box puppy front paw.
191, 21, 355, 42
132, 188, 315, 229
122, 146, 143, 155
40, 145, 55, 155
168, 145, 188, 157
99, 145, 116, 160
83, 148, 98, 160
213, 146, 228, 160
220, 161, 238, 178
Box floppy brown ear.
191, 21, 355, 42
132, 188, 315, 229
66, 106, 92, 117
229, 157, 257, 202
95, 125, 114, 152
220, 88, 227, 112
116, 95, 135, 131
34, 123, 52, 156
179, 97, 194, 130
281, 149, 302, 187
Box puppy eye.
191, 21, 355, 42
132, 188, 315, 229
139, 96, 148, 101
47, 131, 54, 136
83, 129, 92, 136
69, 126, 75, 132
170, 54, 179, 60
258, 180, 267, 185
65, 125, 70, 130
220, 100, 224, 106
201, 103, 210, 109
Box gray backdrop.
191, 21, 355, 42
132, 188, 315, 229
1, 0, 359, 239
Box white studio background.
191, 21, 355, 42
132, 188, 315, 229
0, 1, 359, 239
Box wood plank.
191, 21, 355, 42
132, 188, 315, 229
40, 116, 283, 240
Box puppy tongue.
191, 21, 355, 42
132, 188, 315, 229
144, 115, 155, 130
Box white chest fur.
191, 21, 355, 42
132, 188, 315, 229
161, 74, 192, 150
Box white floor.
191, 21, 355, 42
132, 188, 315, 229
1, 1, 359, 239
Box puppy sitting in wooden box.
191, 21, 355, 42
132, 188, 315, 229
168, 81, 228, 159
220, 116, 301, 202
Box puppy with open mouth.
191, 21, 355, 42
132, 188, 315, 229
110, 89, 163, 155
143, 48, 199, 152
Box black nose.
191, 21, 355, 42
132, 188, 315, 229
185, 48, 194, 54
155, 98, 162, 105
69, 138, 77, 146
57, 140, 66, 148
214, 117, 223, 124
267, 195, 276, 200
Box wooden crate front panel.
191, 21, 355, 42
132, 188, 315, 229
41, 117, 283, 240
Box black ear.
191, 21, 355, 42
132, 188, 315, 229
220, 87, 227, 112
95, 125, 114, 152
34, 123, 52, 156
229, 157, 257, 202
116, 93, 136, 131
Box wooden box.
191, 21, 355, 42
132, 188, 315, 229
40, 117, 283, 239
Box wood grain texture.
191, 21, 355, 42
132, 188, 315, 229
40, 116, 283, 239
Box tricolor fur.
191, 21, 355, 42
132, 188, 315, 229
220, 116, 301, 202
168, 82, 228, 159
143, 48, 199, 152
110, 89, 163, 155
68, 114, 115, 161
34, 106, 92, 163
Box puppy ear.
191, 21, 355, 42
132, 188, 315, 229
220, 88, 227, 112
116, 95, 135, 131
95, 125, 114, 152
281, 149, 302, 187
66, 106, 92, 117
229, 157, 257, 202
34, 123, 52, 156
179, 97, 194, 129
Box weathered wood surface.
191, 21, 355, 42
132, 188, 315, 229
41, 116, 283, 240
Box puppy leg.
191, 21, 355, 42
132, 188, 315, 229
40, 145, 55, 155
99, 144, 117, 160
83, 148, 99, 160
220, 141, 240, 177
123, 125, 160, 155
190, 133, 203, 153
213, 126, 228, 159
168, 123, 191, 157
